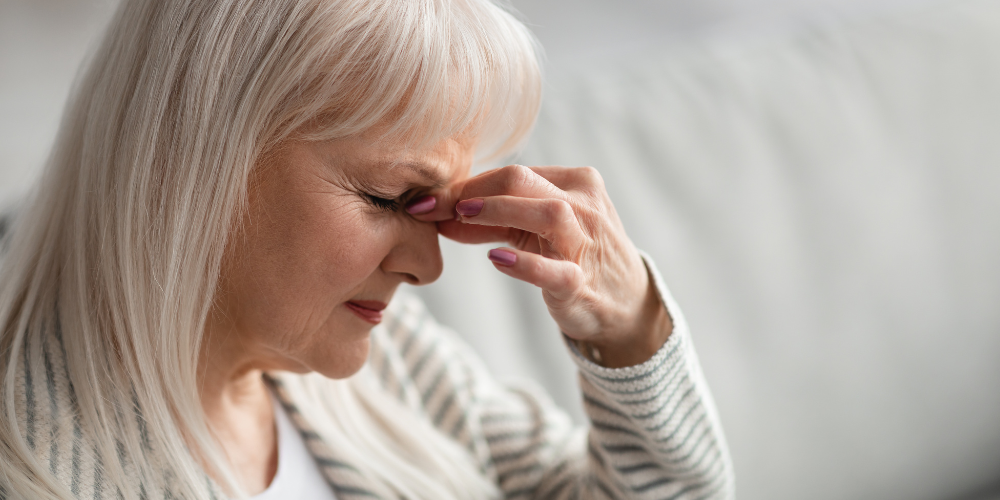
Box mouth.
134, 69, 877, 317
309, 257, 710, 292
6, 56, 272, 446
345, 300, 388, 325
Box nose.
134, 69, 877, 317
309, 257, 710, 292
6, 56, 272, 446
380, 218, 444, 285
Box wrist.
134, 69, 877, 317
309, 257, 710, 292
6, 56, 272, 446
589, 307, 671, 368
581, 279, 674, 368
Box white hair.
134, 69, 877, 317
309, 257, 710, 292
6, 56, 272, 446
0, 0, 541, 498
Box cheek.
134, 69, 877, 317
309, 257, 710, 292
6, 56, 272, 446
265, 198, 391, 297
310, 207, 395, 283
221, 194, 393, 339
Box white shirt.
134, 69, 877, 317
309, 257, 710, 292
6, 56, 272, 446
251, 394, 338, 500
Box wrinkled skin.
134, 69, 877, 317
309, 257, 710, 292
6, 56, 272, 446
411, 163, 673, 367
200, 132, 671, 494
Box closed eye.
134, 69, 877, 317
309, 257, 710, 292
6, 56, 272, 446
363, 193, 400, 212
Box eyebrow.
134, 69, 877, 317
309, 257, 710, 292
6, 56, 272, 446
384, 161, 449, 188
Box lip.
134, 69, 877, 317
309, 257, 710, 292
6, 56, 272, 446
345, 300, 388, 324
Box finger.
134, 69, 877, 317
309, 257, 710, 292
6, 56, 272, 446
437, 221, 544, 253
455, 164, 566, 202
406, 185, 462, 222
486, 247, 583, 299
524, 165, 605, 193
408, 164, 577, 223
455, 195, 586, 250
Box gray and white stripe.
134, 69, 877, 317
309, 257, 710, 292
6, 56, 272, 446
15, 255, 733, 499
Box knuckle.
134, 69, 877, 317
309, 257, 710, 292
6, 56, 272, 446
530, 259, 547, 277
544, 199, 574, 223
540, 199, 576, 234
576, 166, 604, 188
561, 265, 584, 290
501, 164, 535, 191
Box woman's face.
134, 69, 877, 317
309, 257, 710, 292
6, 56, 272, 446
209, 133, 473, 379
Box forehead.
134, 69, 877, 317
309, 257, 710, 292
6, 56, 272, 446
323, 133, 476, 186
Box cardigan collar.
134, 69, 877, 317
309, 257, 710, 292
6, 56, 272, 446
13, 321, 389, 500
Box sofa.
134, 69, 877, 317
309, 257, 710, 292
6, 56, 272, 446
3, 0, 999, 499
411, 1, 1000, 499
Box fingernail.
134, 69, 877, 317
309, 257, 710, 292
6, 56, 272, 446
405, 195, 436, 215
455, 198, 484, 217
488, 248, 517, 266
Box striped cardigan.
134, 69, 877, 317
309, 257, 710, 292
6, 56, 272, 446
11, 258, 734, 499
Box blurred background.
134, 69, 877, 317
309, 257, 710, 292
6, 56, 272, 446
3, 0, 1000, 499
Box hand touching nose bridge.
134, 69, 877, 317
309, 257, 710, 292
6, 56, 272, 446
407, 164, 674, 369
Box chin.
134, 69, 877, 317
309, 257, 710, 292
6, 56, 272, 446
309, 336, 371, 380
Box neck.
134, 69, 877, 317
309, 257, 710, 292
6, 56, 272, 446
198, 325, 272, 416
199, 361, 271, 417
198, 327, 280, 495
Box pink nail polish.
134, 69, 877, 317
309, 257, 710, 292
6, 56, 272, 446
488, 248, 517, 266
405, 195, 436, 215
456, 199, 484, 217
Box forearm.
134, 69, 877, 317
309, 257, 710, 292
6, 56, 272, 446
569, 255, 734, 499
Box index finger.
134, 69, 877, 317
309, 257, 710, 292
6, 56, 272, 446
407, 164, 566, 222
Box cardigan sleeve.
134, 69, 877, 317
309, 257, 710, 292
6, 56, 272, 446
371, 254, 734, 500
560, 254, 734, 499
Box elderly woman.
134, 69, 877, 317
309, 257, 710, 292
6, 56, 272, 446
0, 0, 733, 499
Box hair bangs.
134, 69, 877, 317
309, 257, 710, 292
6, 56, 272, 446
285, 0, 541, 161
0, 0, 543, 497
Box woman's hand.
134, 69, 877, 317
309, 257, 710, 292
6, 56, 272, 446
408, 165, 672, 368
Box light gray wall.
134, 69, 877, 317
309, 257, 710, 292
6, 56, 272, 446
509, 0, 938, 65
0, 0, 118, 205
4, 2, 981, 500
1, 0, 934, 205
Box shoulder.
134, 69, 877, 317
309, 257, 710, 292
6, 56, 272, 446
14, 325, 89, 469
11, 324, 150, 499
